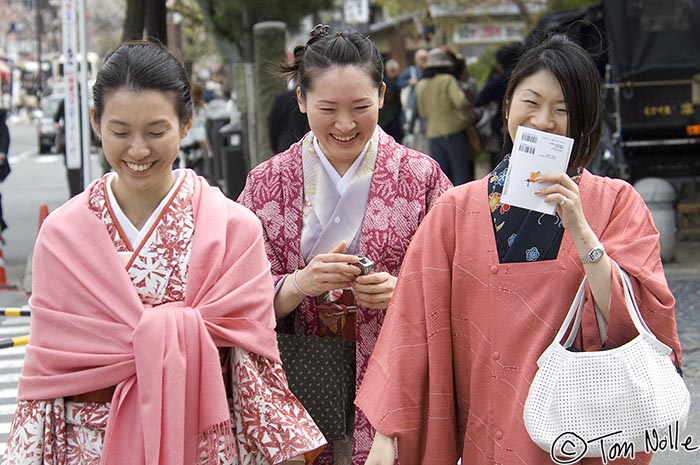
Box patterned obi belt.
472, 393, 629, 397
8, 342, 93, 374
315, 289, 356, 341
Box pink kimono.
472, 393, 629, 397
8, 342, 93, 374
238, 127, 452, 464
356, 170, 682, 465
5, 170, 324, 465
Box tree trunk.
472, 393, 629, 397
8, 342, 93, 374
122, 0, 145, 42
145, 0, 168, 45
122, 0, 168, 44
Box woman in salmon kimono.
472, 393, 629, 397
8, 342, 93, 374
2, 41, 324, 465
358, 35, 683, 465
238, 25, 452, 465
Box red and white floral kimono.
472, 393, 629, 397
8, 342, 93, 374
3, 169, 325, 465
238, 127, 452, 464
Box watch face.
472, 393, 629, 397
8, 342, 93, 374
590, 247, 605, 262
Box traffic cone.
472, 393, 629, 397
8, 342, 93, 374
0, 245, 17, 290
38, 203, 49, 231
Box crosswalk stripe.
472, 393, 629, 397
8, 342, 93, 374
0, 316, 30, 458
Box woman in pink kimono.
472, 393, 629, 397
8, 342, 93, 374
3, 41, 324, 465
238, 25, 452, 465
358, 35, 683, 465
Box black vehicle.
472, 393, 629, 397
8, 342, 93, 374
36, 93, 63, 154
532, 0, 700, 184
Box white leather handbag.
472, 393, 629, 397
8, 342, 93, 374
523, 264, 691, 461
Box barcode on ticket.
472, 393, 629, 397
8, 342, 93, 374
518, 144, 536, 155
522, 133, 538, 144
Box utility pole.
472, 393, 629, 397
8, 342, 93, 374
35, 0, 44, 101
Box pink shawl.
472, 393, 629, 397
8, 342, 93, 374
19, 175, 281, 465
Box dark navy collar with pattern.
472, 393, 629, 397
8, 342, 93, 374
489, 154, 564, 263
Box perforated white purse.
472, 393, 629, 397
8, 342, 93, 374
523, 264, 691, 461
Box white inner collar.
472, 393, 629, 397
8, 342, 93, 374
106, 169, 185, 248
313, 135, 370, 196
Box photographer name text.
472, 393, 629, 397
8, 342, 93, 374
550, 421, 698, 464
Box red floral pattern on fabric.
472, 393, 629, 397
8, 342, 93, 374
87, 172, 194, 304
5, 170, 325, 465
238, 129, 452, 465
230, 348, 325, 464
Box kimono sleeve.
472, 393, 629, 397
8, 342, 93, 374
425, 163, 453, 210
587, 180, 680, 361
356, 200, 461, 465
237, 167, 287, 286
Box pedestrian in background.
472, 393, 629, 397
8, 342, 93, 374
3, 40, 324, 465
52, 98, 84, 198
0, 108, 10, 235
268, 82, 310, 154
415, 47, 475, 185
238, 24, 451, 465
378, 58, 403, 143
358, 33, 682, 465
474, 41, 523, 168
397, 48, 428, 151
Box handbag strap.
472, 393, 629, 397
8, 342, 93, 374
538, 262, 665, 367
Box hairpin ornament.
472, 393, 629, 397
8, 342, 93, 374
310, 24, 330, 39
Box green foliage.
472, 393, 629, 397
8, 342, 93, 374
375, 0, 431, 17
548, 0, 600, 10
170, 0, 217, 70
197, 0, 334, 55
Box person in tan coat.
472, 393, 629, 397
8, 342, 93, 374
415, 47, 473, 185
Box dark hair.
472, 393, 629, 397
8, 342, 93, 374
92, 40, 193, 126
496, 42, 523, 72
281, 24, 384, 99
422, 66, 451, 78
503, 34, 601, 174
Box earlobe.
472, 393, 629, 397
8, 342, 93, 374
296, 87, 307, 113
181, 113, 194, 138
89, 107, 100, 138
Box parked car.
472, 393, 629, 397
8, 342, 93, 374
36, 93, 63, 154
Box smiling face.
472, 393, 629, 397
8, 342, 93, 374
297, 65, 385, 174
506, 69, 569, 142
91, 88, 192, 202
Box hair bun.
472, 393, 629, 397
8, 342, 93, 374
308, 24, 330, 45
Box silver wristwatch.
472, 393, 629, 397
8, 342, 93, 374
580, 244, 606, 264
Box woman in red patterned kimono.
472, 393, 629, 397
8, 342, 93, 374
358, 34, 683, 465
2, 41, 324, 465
238, 25, 452, 465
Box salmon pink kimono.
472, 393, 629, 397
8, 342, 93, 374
238, 128, 452, 464
356, 170, 682, 465
4, 170, 325, 465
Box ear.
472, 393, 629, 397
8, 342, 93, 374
89, 106, 100, 137
180, 112, 194, 139
378, 82, 386, 110
296, 86, 307, 113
